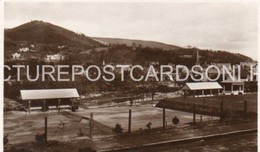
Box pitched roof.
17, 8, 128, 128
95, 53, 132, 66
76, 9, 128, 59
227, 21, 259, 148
183, 82, 222, 90
20, 88, 79, 100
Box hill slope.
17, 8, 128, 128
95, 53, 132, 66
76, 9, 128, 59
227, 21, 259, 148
5, 20, 101, 48
92, 37, 181, 50
4, 21, 253, 65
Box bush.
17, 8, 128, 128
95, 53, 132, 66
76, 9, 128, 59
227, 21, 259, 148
114, 123, 123, 133
78, 147, 96, 152
35, 133, 45, 142
4, 134, 8, 145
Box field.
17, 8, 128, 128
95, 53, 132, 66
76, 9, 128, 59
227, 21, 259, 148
4, 102, 217, 144
4, 93, 256, 148
157, 93, 257, 119
75, 104, 218, 132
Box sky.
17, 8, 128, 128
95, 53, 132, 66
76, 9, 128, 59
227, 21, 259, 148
4, 2, 258, 60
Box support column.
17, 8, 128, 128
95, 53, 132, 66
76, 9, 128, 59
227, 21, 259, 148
210, 89, 212, 96
28, 100, 31, 113
231, 84, 233, 94
202, 90, 204, 96
43, 100, 46, 112
223, 85, 225, 93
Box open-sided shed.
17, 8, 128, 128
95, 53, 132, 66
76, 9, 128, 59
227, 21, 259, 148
20, 88, 79, 113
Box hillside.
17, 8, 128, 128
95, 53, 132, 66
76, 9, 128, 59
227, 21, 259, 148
92, 37, 181, 50
5, 20, 102, 49
4, 21, 253, 65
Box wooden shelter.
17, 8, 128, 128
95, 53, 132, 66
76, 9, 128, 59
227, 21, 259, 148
183, 82, 223, 97
20, 88, 79, 113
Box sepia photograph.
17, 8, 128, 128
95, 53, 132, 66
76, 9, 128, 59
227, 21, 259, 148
2, 1, 258, 152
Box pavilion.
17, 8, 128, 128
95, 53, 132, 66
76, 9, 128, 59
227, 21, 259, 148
221, 80, 245, 95
20, 88, 79, 113
182, 82, 223, 97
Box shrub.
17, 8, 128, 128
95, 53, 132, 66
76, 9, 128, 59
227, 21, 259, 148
35, 133, 45, 142
4, 134, 8, 145
114, 123, 123, 133
78, 147, 96, 152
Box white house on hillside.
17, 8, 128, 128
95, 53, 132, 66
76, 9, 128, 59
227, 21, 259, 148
18, 47, 30, 52
45, 54, 65, 62
12, 52, 21, 60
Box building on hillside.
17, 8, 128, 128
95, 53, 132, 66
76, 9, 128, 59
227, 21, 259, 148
18, 47, 30, 52
12, 52, 21, 60
182, 82, 223, 97
45, 53, 65, 62
20, 88, 79, 113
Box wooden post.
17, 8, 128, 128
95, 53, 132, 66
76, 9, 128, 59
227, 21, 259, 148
28, 100, 31, 113
45, 117, 47, 142
193, 104, 196, 125
89, 113, 93, 138
128, 109, 132, 133
244, 100, 247, 120
58, 99, 61, 114
231, 84, 233, 94
163, 108, 166, 130
220, 98, 224, 122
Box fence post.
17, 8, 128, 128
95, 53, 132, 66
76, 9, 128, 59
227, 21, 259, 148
58, 99, 61, 114
128, 109, 132, 133
220, 98, 224, 122
89, 113, 93, 138
163, 108, 166, 130
244, 100, 247, 120
193, 104, 196, 125
45, 117, 47, 142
